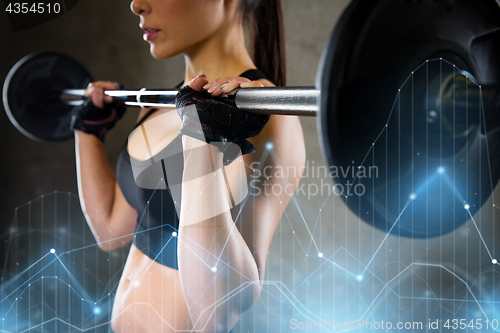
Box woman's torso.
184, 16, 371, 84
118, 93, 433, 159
111, 70, 281, 332
112, 106, 256, 332
112, 107, 192, 332
117, 108, 183, 269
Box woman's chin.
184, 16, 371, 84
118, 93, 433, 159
149, 45, 178, 60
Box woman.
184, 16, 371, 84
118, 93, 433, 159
72, 0, 305, 331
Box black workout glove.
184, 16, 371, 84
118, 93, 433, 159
175, 86, 270, 165
70, 94, 126, 142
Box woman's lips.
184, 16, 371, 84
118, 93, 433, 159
140, 25, 160, 41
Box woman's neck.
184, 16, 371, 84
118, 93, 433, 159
183, 23, 256, 84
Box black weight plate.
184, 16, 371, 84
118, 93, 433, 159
318, 0, 500, 238
2, 52, 93, 142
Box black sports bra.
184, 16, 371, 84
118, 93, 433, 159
115, 69, 269, 269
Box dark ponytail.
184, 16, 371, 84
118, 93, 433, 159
240, 0, 286, 86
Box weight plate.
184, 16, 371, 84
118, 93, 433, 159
2, 52, 93, 142
318, 0, 500, 237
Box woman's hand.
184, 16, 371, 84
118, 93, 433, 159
84, 81, 121, 107
70, 81, 126, 142
201, 76, 264, 97
176, 74, 270, 165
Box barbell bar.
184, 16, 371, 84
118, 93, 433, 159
60, 87, 320, 116
3, 0, 500, 239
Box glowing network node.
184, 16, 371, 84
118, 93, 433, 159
493, 259, 498, 264
356, 275, 363, 281
464, 204, 470, 210
265, 142, 273, 150
211, 267, 217, 272
318, 252, 323, 258
172, 231, 178, 237
437, 166, 445, 174
409, 193, 416, 200
134, 280, 140, 287
94, 307, 101, 315
50, 249, 55, 253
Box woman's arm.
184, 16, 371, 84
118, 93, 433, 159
74, 81, 137, 252
177, 76, 305, 332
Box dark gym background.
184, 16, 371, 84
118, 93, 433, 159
2, 0, 500, 332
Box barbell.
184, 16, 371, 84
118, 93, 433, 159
3, 0, 500, 238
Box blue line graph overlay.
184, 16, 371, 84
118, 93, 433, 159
1, 58, 500, 332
